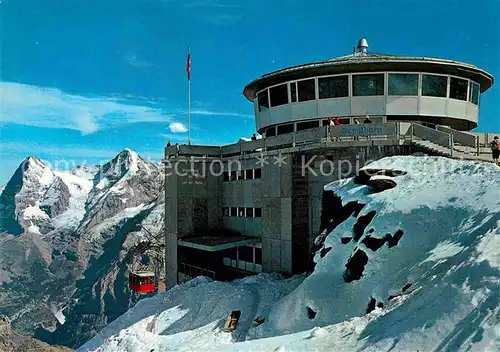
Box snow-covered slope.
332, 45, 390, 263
80, 156, 500, 352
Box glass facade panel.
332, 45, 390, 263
298, 79, 316, 102
277, 124, 294, 135
254, 168, 262, 179
388, 73, 418, 96
254, 208, 262, 217
450, 77, 468, 101
239, 246, 253, 262
266, 127, 276, 137
246, 207, 253, 217
269, 84, 288, 107
470, 82, 479, 105
353, 74, 384, 96
290, 82, 297, 102
422, 74, 447, 97
297, 120, 320, 131
318, 75, 348, 99
257, 90, 269, 111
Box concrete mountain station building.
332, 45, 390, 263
164, 38, 496, 287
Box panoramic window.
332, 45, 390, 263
298, 79, 316, 102
245, 207, 254, 217
266, 127, 276, 137
290, 82, 297, 102
269, 84, 288, 107
297, 120, 320, 131
450, 77, 468, 101
255, 247, 262, 264
277, 124, 294, 135
239, 246, 254, 262
469, 82, 479, 105
254, 168, 262, 179
353, 74, 384, 96
318, 75, 348, 99
388, 73, 418, 96
230, 207, 237, 217
254, 208, 262, 218
257, 90, 269, 111
422, 74, 447, 97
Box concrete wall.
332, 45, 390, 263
165, 142, 414, 283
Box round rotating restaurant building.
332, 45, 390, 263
243, 38, 493, 135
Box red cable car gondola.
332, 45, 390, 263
128, 271, 155, 294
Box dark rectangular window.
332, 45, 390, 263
290, 82, 297, 102
245, 207, 253, 217
422, 74, 447, 97
277, 124, 294, 135
222, 247, 237, 260
222, 172, 229, 182
230, 170, 237, 181
298, 79, 316, 102
257, 90, 269, 112
254, 168, 262, 179
239, 246, 253, 262
388, 73, 418, 96
269, 84, 288, 107
230, 207, 237, 217
297, 120, 320, 131
255, 247, 262, 264
245, 169, 253, 180
237, 170, 243, 180
238, 207, 245, 217
254, 208, 262, 218
266, 127, 276, 137
470, 82, 479, 105
319, 75, 348, 99
222, 207, 229, 216
353, 74, 384, 96
450, 77, 468, 101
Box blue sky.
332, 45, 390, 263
1, 0, 499, 184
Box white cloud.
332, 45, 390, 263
190, 108, 253, 118
125, 52, 158, 68
169, 122, 188, 133
0, 82, 174, 134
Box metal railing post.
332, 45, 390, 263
450, 134, 454, 157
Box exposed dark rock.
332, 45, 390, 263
319, 246, 332, 258
367, 177, 397, 193
362, 230, 405, 251
366, 297, 376, 314
362, 235, 387, 251
307, 307, 317, 319
341, 237, 352, 244
387, 230, 404, 248
402, 283, 412, 292
376, 302, 384, 309
312, 190, 366, 256
343, 249, 368, 283
354, 169, 407, 185
353, 211, 377, 242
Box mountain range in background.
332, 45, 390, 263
0, 149, 165, 349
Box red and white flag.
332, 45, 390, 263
186, 48, 191, 81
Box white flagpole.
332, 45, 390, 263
187, 46, 191, 145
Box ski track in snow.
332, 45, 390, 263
72, 156, 500, 352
